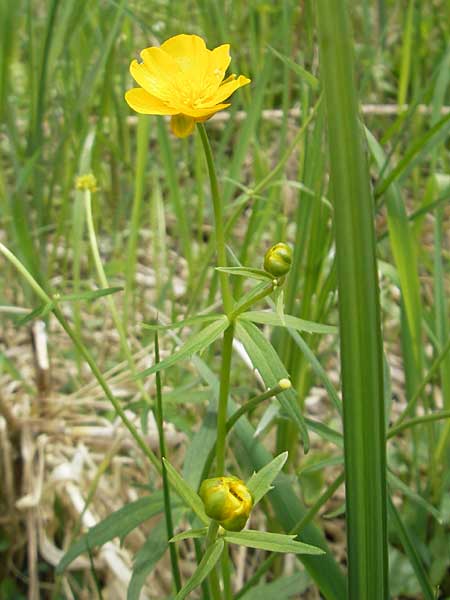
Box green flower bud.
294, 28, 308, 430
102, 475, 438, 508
199, 476, 253, 532
263, 242, 293, 277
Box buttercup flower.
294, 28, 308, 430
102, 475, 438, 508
125, 34, 250, 138
199, 476, 253, 532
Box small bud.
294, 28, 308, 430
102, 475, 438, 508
263, 243, 293, 277
199, 476, 253, 532
75, 173, 99, 192
278, 378, 291, 390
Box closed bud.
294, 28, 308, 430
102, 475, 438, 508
263, 242, 293, 277
199, 476, 253, 532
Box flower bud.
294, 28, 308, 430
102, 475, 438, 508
199, 476, 253, 532
263, 243, 293, 277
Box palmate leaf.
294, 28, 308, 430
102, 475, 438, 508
56, 493, 165, 573
162, 458, 210, 525
236, 320, 310, 452
175, 538, 225, 600
224, 530, 324, 555
135, 316, 229, 380
246, 452, 288, 505
239, 310, 337, 335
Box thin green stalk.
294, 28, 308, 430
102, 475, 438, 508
84, 189, 152, 406
317, 4, 389, 599
0, 241, 160, 471
221, 544, 233, 600
229, 282, 274, 320
154, 332, 182, 592
197, 123, 233, 315
215, 323, 235, 475
396, 334, 450, 424
201, 381, 292, 480
205, 521, 222, 600
387, 410, 450, 440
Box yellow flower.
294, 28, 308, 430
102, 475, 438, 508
199, 476, 253, 532
125, 34, 250, 138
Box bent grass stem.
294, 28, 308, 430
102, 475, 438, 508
0, 241, 160, 472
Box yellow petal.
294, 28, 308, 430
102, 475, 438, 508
204, 75, 250, 106
178, 103, 230, 118
161, 33, 207, 63
170, 114, 196, 138
125, 88, 177, 115
161, 34, 209, 87
140, 47, 181, 81
197, 44, 232, 99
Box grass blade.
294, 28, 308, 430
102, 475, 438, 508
317, 4, 389, 598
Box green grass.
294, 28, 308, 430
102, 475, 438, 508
0, 1, 449, 599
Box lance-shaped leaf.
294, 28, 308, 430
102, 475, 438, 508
246, 452, 288, 505
239, 310, 337, 335
163, 458, 210, 525
236, 320, 310, 452
224, 530, 325, 555
175, 538, 225, 600
57, 493, 165, 573
216, 266, 274, 282
170, 528, 208, 543
136, 316, 229, 380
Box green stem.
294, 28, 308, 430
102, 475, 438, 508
229, 282, 274, 320
154, 333, 182, 592
84, 189, 152, 406
0, 241, 160, 471
396, 334, 450, 424
215, 323, 235, 475
387, 410, 450, 440
201, 381, 292, 480
205, 521, 222, 600
317, 3, 388, 599
221, 543, 233, 600
197, 123, 233, 315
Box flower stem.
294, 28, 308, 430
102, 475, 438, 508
197, 123, 233, 316
205, 521, 222, 600
215, 323, 235, 475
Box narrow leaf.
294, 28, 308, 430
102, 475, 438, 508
246, 452, 288, 505
236, 320, 310, 451
143, 314, 222, 331
240, 310, 336, 335
56, 494, 164, 573
58, 286, 123, 302
17, 302, 54, 327
267, 44, 319, 90
162, 458, 210, 525
215, 266, 274, 282
224, 530, 324, 555
135, 316, 229, 380
170, 528, 208, 543
175, 538, 225, 600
